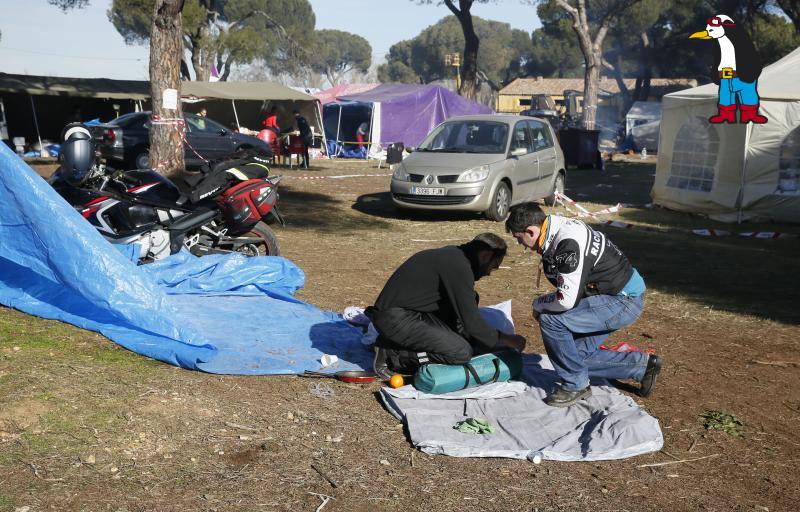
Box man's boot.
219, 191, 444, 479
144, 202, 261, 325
545, 386, 592, 408
372, 345, 396, 380
709, 104, 737, 124
373, 339, 424, 379
739, 104, 768, 124
638, 355, 663, 397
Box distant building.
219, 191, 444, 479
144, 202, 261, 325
497, 76, 698, 114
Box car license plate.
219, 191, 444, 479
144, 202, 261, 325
411, 186, 445, 196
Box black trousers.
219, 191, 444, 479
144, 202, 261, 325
367, 307, 476, 372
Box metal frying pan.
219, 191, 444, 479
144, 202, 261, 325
302, 370, 380, 383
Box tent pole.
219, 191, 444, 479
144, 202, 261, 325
231, 99, 241, 129
334, 104, 342, 159
367, 103, 376, 164
737, 123, 752, 224
314, 101, 328, 160
29, 95, 43, 153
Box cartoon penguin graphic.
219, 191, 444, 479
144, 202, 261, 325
690, 15, 767, 124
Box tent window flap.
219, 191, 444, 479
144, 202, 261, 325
668, 117, 719, 193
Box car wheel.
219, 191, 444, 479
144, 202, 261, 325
485, 181, 511, 222
134, 151, 150, 170
544, 173, 565, 206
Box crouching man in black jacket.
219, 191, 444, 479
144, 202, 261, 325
366, 233, 526, 379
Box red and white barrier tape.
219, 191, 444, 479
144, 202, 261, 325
555, 191, 797, 239
555, 191, 623, 219
149, 114, 208, 168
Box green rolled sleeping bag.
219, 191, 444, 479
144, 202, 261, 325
413, 349, 524, 394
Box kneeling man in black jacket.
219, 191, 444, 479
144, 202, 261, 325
366, 233, 526, 378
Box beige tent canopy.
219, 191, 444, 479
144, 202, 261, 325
0, 72, 150, 100
652, 47, 800, 223
181, 81, 325, 148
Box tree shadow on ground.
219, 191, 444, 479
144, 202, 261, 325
279, 187, 392, 233
562, 162, 800, 324
600, 222, 800, 325
352, 192, 485, 223
565, 162, 656, 205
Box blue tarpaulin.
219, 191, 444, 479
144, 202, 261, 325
0, 143, 370, 374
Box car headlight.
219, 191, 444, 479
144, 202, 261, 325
457, 165, 490, 183
392, 163, 410, 181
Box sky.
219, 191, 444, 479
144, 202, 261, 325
0, 0, 541, 80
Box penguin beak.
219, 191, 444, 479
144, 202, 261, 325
689, 30, 712, 40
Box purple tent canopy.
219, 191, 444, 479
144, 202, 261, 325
333, 84, 494, 149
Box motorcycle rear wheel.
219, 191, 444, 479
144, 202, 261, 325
234, 221, 280, 257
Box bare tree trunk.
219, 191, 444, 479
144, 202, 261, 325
220, 54, 234, 81
191, 43, 211, 81
604, 54, 631, 114
635, 31, 652, 102
149, 0, 185, 178
583, 50, 601, 130
445, 0, 479, 101
556, 0, 618, 130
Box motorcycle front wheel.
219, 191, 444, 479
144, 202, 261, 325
232, 221, 280, 257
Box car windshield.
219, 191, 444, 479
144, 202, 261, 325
417, 121, 508, 154
109, 113, 146, 128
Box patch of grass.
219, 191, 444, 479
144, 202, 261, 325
90, 344, 157, 369
701, 409, 744, 436
0, 449, 22, 466
0, 493, 15, 512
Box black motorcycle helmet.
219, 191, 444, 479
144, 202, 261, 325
60, 123, 95, 185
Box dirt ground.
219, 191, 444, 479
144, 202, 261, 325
1, 158, 799, 511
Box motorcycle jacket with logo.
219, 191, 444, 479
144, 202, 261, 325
534, 215, 634, 313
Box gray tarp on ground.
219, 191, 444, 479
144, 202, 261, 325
380, 354, 663, 462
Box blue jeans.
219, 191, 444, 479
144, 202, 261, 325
539, 294, 648, 391
719, 78, 759, 106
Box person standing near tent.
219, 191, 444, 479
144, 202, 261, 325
366, 233, 526, 379
262, 107, 280, 135
505, 202, 662, 407
197, 108, 208, 130
356, 121, 369, 149
292, 109, 313, 168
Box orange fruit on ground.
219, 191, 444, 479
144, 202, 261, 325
389, 374, 405, 388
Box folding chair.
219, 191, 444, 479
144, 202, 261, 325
285, 135, 308, 169
257, 129, 282, 166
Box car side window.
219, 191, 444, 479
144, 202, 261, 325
183, 115, 202, 133
510, 122, 532, 153
528, 120, 554, 151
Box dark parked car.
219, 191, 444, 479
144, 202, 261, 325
88, 112, 272, 169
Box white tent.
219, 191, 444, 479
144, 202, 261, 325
652, 47, 800, 222
626, 101, 662, 152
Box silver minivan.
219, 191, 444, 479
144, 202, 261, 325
391, 114, 566, 220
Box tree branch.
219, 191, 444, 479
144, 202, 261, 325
554, 0, 579, 19
443, 0, 460, 16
